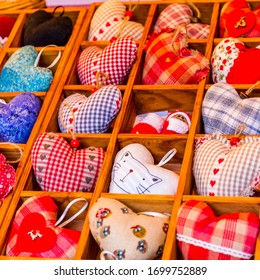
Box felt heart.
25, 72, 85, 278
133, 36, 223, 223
88, 0, 144, 41
0, 92, 42, 143
6, 195, 81, 258
193, 133, 260, 197
58, 85, 122, 133
109, 143, 179, 195
88, 197, 169, 260
22, 8, 73, 46
77, 36, 137, 85
0, 16, 16, 46
143, 29, 210, 84
0, 45, 53, 92
202, 83, 260, 135
154, 3, 210, 39
220, 0, 260, 38
0, 153, 16, 201
176, 200, 260, 260
31, 132, 105, 192
211, 38, 260, 84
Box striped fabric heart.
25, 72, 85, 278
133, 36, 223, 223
176, 200, 259, 260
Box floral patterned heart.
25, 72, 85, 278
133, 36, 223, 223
88, 197, 169, 260
176, 200, 259, 260
31, 132, 105, 192
193, 133, 260, 197
88, 0, 144, 41
6, 195, 81, 258
202, 83, 260, 135
77, 36, 137, 86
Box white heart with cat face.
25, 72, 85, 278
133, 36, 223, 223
109, 143, 179, 195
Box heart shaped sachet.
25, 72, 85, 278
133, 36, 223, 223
88, 197, 169, 260
0, 92, 42, 143
31, 132, 105, 192
109, 143, 179, 195
0, 16, 16, 47
176, 200, 260, 260
202, 83, 260, 135
88, 0, 144, 41
6, 195, 81, 258
58, 85, 122, 133
193, 133, 260, 197
77, 36, 137, 85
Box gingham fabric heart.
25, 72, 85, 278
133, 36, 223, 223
6, 195, 81, 258
154, 3, 210, 39
77, 36, 137, 85
31, 132, 105, 192
88, 0, 144, 41
88, 197, 169, 260
176, 200, 259, 260
58, 85, 122, 133
193, 133, 260, 197
202, 83, 260, 135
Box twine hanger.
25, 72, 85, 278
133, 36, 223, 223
239, 81, 260, 99
0, 142, 23, 164
234, 124, 246, 138
186, 1, 201, 23
172, 24, 188, 54
95, 71, 109, 89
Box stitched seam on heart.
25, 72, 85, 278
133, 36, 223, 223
176, 233, 253, 259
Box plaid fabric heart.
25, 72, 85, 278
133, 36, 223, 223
31, 132, 105, 192
193, 133, 260, 197
154, 3, 210, 39
58, 85, 122, 133
202, 83, 260, 135
176, 200, 259, 260
88, 0, 144, 41
77, 36, 137, 85
6, 195, 81, 258
88, 197, 169, 260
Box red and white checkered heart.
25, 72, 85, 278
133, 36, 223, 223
176, 200, 259, 260
6, 195, 81, 258
193, 134, 260, 197
31, 132, 105, 192
154, 3, 210, 39
88, 0, 144, 41
77, 36, 137, 85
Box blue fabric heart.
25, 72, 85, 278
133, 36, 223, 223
0, 45, 53, 92
0, 92, 42, 143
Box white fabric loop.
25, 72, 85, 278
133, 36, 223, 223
157, 148, 177, 167
34, 44, 61, 69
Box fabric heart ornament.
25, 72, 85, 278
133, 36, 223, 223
176, 200, 260, 260
220, 0, 260, 38
211, 37, 260, 84
202, 82, 260, 135
22, 7, 73, 46
6, 195, 87, 258
88, 0, 144, 41
0, 16, 16, 47
0, 45, 58, 92
109, 143, 179, 194
193, 133, 260, 197
88, 197, 169, 260
154, 3, 210, 39
58, 85, 122, 133
31, 132, 105, 192
142, 28, 210, 84
0, 92, 42, 143
77, 36, 137, 86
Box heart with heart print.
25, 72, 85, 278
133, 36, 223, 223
88, 0, 144, 41
109, 143, 179, 195
154, 2, 210, 39
202, 82, 260, 135
58, 85, 122, 133
211, 37, 260, 84
6, 195, 81, 258
88, 197, 169, 260
220, 0, 260, 38
0, 92, 42, 143
193, 133, 260, 197
31, 132, 105, 192
77, 36, 137, 86
176, 200, 259, 260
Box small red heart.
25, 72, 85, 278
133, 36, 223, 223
218, 158, 224, 164
114, 17, 118, 21
209, 192, 215, 196
69, 118, 73, 124
99, 29, 104, 34
93, 36, 97, 41
213, 168, 219, 175
106, 22, 111, 27
210, 180, 216, 187
93, 61, 97, 66
72, 108, 78, 113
